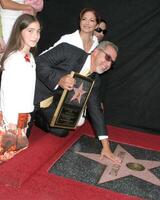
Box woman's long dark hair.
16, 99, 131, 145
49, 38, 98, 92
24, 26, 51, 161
0, 14, 40, 70
79, 8, 100, 24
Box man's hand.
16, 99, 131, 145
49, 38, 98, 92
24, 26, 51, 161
58, 74, 76, 90
100, 139, 121, 164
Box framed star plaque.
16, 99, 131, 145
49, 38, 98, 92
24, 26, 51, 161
50, 71, 95, 129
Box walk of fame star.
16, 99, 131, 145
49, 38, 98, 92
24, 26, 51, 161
76, 145, 160, 186
70, 82, 87, 103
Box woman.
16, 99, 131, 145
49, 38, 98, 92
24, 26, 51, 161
0, 0, 35, 43
94, 18, 107, 42
53, 8, 100, 53
0, 14, 40, 162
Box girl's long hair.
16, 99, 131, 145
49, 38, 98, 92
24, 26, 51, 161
1, 14, 40, 70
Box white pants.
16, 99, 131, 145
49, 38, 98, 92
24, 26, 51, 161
0, 0, 23, 43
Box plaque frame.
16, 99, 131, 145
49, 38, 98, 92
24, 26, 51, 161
50, 71, 95, 129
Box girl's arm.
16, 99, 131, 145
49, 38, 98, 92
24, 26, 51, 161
0, 0, 35, 15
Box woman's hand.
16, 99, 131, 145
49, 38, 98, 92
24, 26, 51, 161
25, 5, 36, 16
0, 38, 6, 53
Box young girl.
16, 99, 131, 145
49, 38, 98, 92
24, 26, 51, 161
0, 14, 40, 162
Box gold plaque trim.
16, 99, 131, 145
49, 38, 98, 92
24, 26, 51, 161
50, 71, 95, 129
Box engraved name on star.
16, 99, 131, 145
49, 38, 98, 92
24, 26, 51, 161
76, 145, 160, 185
70, 82, 87, 103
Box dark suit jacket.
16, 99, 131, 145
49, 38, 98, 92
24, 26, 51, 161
35, 43, 107, 137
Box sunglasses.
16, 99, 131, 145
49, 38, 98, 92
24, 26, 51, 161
95, 27, 107, 35
99, 49, 114, 64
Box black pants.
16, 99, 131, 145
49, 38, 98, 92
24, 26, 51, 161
33, 107, 69, 137
26, 111, 35, 137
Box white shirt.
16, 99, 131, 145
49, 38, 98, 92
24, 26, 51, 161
0, 51, 36, 125
41, 30, 99, 55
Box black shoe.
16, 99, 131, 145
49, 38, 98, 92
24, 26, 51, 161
47, 127, 69, 137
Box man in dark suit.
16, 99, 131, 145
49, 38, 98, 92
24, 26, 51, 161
34, 41, 121, 164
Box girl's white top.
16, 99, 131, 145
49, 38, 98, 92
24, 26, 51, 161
0, 51, 36, 125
